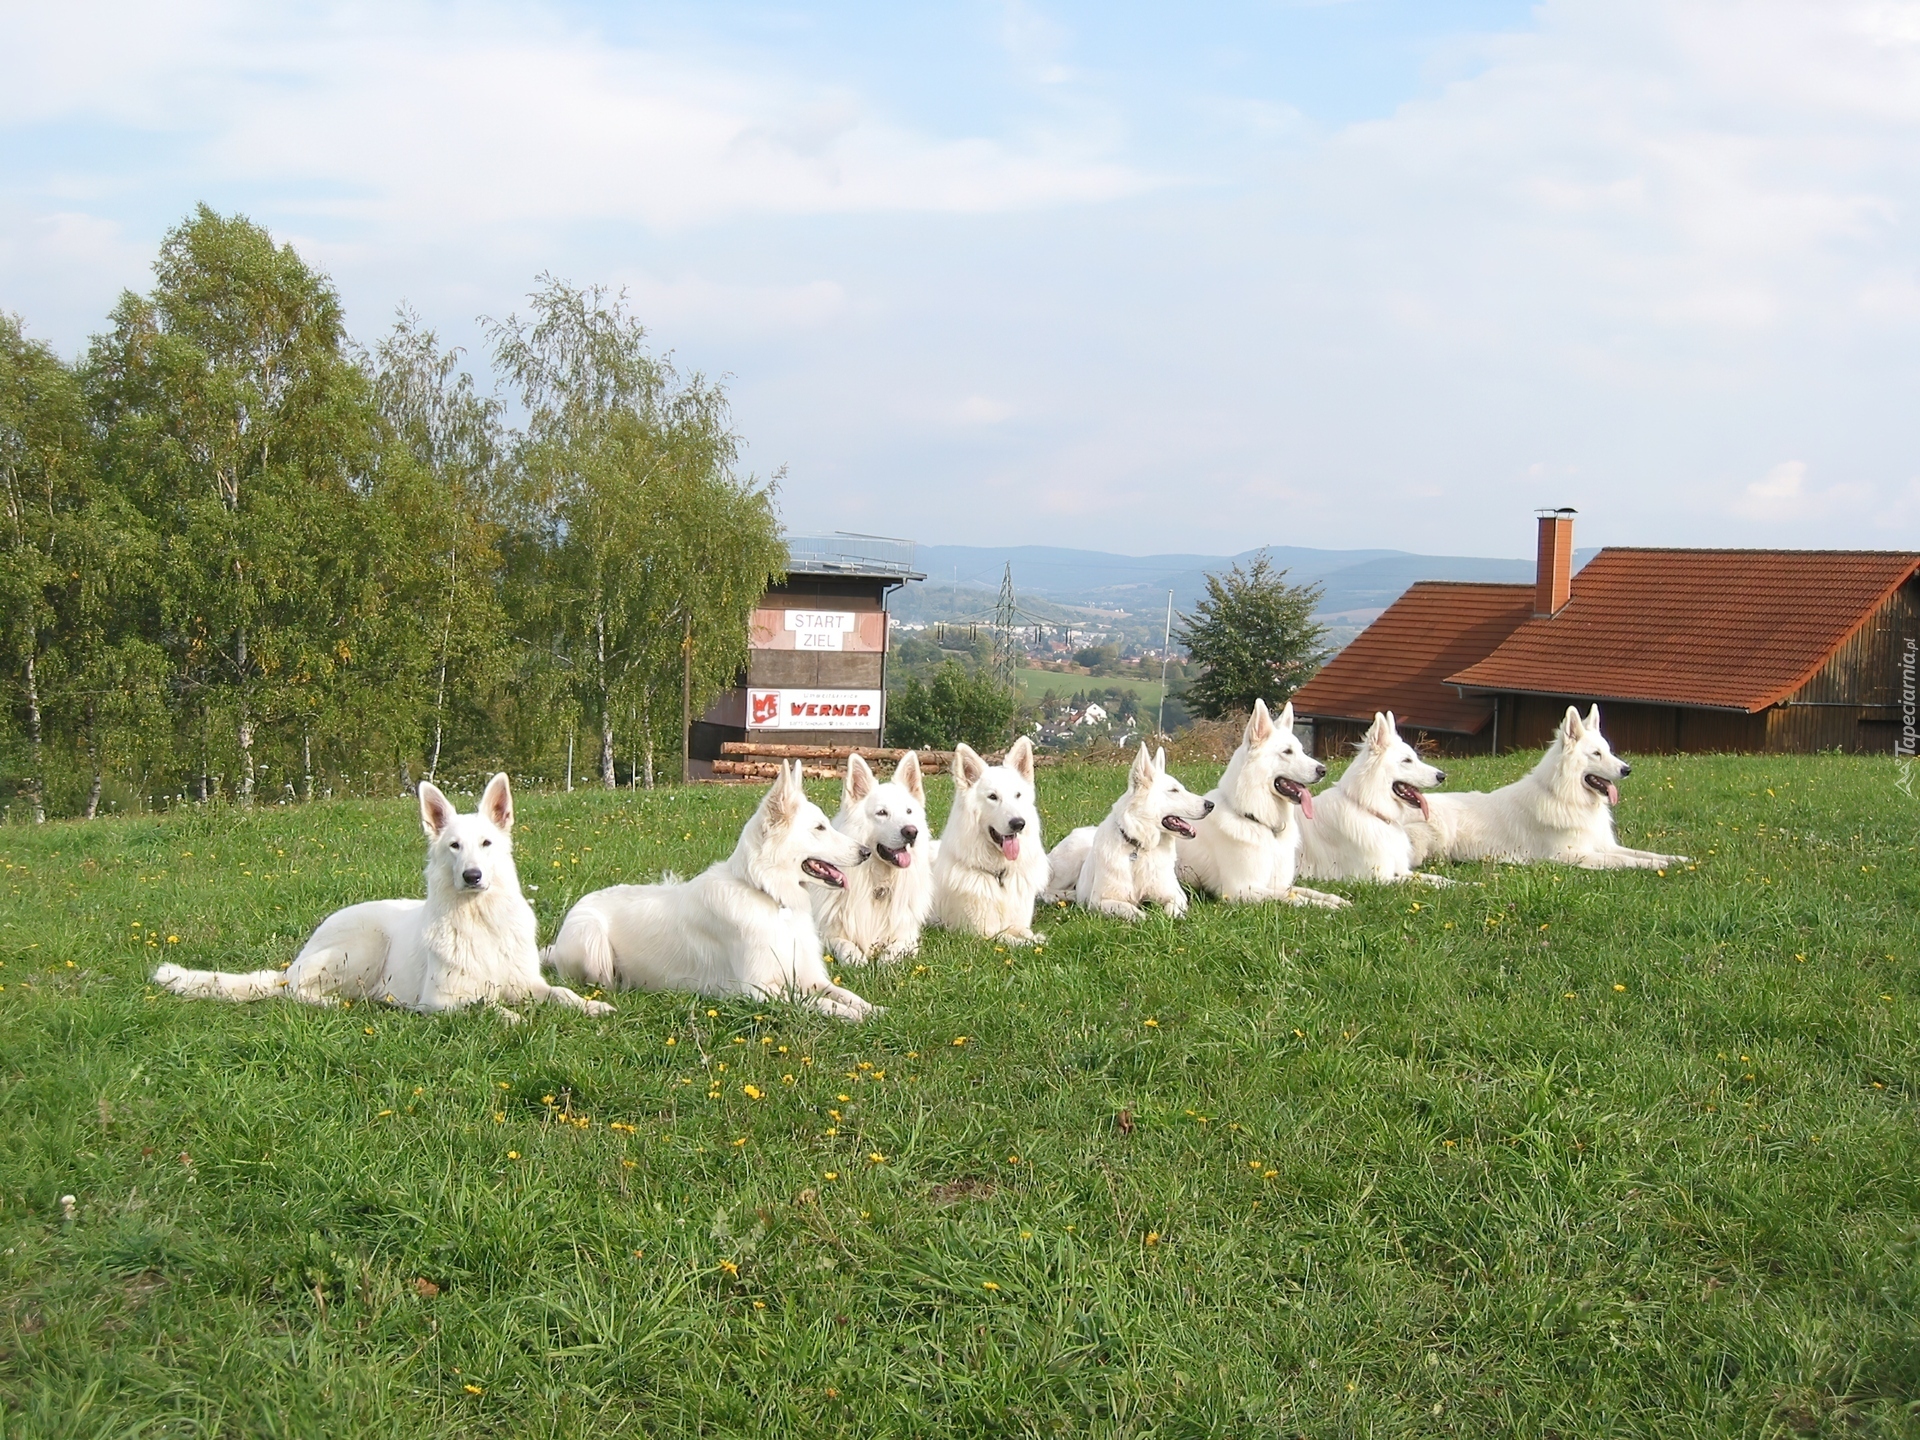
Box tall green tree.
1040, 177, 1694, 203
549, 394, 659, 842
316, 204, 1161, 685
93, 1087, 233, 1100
1175, 552, 1329, 719
0, 315, 93, 822
90, 205, 378, 804
367, 310, 510, 789
489, 278, 783, 788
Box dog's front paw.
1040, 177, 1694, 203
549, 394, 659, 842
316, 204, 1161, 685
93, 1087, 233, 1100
584, 999, 616, 1018
827, 939, 869, 967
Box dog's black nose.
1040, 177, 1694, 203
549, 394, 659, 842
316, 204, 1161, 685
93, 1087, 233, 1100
1006, 815, 1026, 833
900, 825, 919, 845
1618, 761, 1631, 777
461, 867, 483, 886
1433, 769, 1447, 784
1201, 799, 1215, 815
1314, 763, 1327, 780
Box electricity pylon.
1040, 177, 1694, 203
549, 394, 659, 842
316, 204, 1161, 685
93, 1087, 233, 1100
992, 562, 1017, 692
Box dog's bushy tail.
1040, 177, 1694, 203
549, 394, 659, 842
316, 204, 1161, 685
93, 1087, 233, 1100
543, 909, 615, 989
151, 962, 287, 1002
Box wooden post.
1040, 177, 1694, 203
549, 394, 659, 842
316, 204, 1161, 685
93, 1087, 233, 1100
681, 611, 693, 784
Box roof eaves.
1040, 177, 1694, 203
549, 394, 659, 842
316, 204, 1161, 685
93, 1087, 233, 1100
1445, 680, 1765, 714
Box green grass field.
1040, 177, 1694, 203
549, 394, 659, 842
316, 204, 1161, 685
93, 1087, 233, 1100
3, 752, 1918, 1437
1014, 668, 1165, 711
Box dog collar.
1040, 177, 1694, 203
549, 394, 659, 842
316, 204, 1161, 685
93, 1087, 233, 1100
1358, 802, 1400, 827
1240, 809, 1284, 836
1117, 820, 1148, 851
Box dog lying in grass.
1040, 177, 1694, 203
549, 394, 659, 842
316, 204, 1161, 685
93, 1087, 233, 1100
931, 737, 1050, 945
153, 774, 612, 1022
544, 761, 880, 1021
1176, 699, 1346, 907
1043, 743, 1212, 920
813, 752, 934, 964
1407, 704, 1692, 870
1298, 711, 1452, 886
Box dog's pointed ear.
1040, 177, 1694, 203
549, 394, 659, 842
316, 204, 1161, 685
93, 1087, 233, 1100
1154, 746, 1168, 772
764, 762, 803, 827
1367, 713, 1390, 751
419, 781, 457, 838
1585, 703, 1602, 732
1562, 705, 1584, 739
1277, 700, 1295, 732
1129, 742, 1155, 788
952, 743, 986, 787
1246, 698, 1274, 746
894, 749, 925, 801
1006, 735, 1036, 782
845, 753, 874, 804
479, 773, 514, 831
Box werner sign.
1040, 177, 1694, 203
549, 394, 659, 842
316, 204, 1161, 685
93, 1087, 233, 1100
747, 688, 883, 731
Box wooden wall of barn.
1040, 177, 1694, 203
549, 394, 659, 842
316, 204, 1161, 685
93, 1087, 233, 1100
1769, 578, 1917, 755
1309, 718, 1491, 760
1495, 695, 1767, 755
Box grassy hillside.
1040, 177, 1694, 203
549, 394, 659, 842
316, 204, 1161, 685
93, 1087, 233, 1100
3, 753, 1917, 1436
1014, 668, 1166, 710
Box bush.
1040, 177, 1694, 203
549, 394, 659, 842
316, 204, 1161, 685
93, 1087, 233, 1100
886, 662, 1016, 750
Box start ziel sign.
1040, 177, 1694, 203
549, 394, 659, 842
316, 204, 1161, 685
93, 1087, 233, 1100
748, 688, 882, 731
784, 610, 857, 650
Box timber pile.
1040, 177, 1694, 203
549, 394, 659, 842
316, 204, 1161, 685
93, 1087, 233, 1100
710, 741, 955, 782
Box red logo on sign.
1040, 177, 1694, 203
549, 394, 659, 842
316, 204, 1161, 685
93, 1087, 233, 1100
751, 691, 780, 726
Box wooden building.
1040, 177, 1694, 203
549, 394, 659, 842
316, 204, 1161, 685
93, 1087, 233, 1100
687, 534, 923, 779
1293, 510, 1920, 757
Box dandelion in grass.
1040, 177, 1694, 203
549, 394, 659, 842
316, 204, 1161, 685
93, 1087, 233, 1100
981, 1281, 1000, 1291
506, 1151, 520, 1160
733, 1137, 748, 1147
823, 1171, 838, 1180
464, 1384, 484, 1395
952, 1036, 969, 1047
743, 1085, 763, 1100
1143, 1018, 1159, 1029
867, 1152, 887, 1164
1613, 984, 1627, 992
718, 1260, 739, 1276
1144, 1231, 1160, 1246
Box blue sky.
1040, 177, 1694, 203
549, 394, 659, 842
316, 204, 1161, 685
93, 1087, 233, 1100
4, 1, 1918, 557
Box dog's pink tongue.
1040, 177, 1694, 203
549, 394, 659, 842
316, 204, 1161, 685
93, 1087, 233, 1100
1416, 791, 1430, 820
1000, 834, 1021, 861
894, 847, 913, 868
1605, 781, 1620, 807
1300, 790, 1315, 821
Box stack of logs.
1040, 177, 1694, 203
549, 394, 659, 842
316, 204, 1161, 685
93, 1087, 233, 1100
709, 741, 974, 782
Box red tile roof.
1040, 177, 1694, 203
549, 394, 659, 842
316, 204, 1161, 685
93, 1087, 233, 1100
1447, 549, 1920, 713
1291, 582, 1536, 734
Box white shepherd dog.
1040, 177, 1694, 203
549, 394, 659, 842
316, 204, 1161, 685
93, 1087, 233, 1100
1042, 743, 1213, 921
544, 762, 879, 1021
153, 775, 611, 1022
1407, 704, 1691, 871
1175, 699, 1346, 908
1298, 712, 1452, 885
813, 751, 934, 964
931, 737, 1050, 944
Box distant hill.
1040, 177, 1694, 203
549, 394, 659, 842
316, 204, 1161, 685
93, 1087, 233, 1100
898, 543, 1597, 647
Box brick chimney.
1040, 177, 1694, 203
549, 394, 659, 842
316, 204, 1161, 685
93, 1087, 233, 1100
1534, 508, 1576, 616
